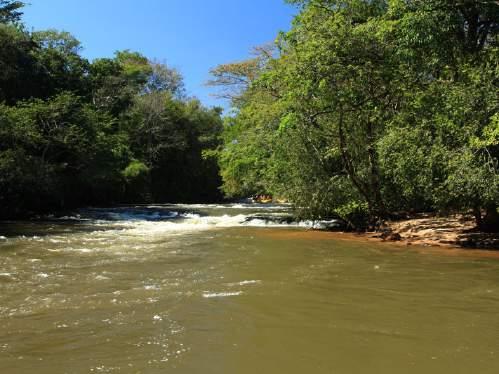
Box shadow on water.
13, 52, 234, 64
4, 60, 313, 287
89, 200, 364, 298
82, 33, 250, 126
0, 205, 196, 239
0, 220, 122, 239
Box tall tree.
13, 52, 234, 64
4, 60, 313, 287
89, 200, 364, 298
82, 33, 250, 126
207, 44, 276, 105
214, 0, 499, 230
0, 0, 23, 24
0, 24, 40, 103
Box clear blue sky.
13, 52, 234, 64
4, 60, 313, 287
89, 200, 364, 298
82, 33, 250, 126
23, 0, 297, 108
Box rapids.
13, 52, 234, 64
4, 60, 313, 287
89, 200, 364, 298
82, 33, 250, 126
0, 204, 498, 373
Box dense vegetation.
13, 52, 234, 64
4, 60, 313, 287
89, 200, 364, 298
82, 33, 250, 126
211, 0, 499, 231
1, 0, 498, 232
0, 1, 223, 218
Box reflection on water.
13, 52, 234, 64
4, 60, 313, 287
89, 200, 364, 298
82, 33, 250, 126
0, 204, 498, 373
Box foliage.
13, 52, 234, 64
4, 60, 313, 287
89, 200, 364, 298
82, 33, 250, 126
146, 61, 185, 98
0, 4, 224, 218
0, 0, 23, 24
212, 0, 499, 230
0, 24, 39, 103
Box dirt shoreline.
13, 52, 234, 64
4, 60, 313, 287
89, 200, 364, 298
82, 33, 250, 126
367, 213, 498, 250
259, 228, 499, 259
263, 208, 498, 250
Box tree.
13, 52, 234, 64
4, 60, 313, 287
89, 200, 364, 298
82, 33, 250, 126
207, 44, 276, 105
0, 3, 226, 218
0, 0, 23, 24
88, 51, 153, 115
115, 50, 152, 91
0, 93, 130, 216
0, 24, 40, 103
32, 30, 89, 97
266, 1, 396, 223
146, 61, 185, 98
126, 93, 224, 202
214, 0, 499, 230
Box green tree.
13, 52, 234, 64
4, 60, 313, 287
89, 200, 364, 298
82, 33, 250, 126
0, 5, 225, 217
0, 93, 130, 216
127, 93, 223, 202
214, 0, 499, 230
32, 30, 89, 97
0, 0, 23, 24
0, 24, 40, 103
146, 61, 185, 98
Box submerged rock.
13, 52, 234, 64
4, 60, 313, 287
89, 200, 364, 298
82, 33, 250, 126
380, 230, 402, 241
312, 220, 345, 230
243, 215, 345, 230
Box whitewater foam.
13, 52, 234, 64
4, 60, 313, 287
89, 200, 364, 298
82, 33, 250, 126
7, 204, 342, 248
203, 291, 243, 298
227, 280, 261, 287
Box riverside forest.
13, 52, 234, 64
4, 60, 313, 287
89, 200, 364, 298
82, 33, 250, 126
1, 1, 499, 373
1, 0, 498, 232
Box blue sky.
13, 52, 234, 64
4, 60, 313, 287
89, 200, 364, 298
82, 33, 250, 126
23, 0, 297, 108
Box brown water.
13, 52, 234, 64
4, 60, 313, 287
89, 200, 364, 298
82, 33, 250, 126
0, 204, 498, 373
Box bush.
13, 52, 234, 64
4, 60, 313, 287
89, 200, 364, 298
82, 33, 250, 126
334, 201, 370, 231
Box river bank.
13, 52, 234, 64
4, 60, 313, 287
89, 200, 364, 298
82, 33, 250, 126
366, 214, 499, 250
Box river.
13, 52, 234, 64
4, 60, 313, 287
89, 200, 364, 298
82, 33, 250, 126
1, 204, 498, 373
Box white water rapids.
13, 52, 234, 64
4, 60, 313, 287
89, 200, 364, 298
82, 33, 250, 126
1, 204, 498, 374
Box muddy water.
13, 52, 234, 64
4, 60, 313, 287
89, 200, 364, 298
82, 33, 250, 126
0, 204, 498, 373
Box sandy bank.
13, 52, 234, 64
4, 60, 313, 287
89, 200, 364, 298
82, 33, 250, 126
255, 214, 499, 258
369, 214, 498, 250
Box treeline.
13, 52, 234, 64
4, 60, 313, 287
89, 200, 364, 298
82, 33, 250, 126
0, 1, 223, 218
210, 0, 499, 231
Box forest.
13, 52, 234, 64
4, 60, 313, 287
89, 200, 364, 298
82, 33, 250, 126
0, 0, 224, 218
210, 0, 499, 231
1, 0, 498, 232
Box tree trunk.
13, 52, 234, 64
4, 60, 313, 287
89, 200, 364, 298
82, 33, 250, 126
481, 203, 499, 233
473, 205, 483, 228
366, 120, 387, 222
338, 111, 386, 229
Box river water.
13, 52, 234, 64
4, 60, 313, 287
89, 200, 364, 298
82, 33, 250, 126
0, 204, 498, 373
